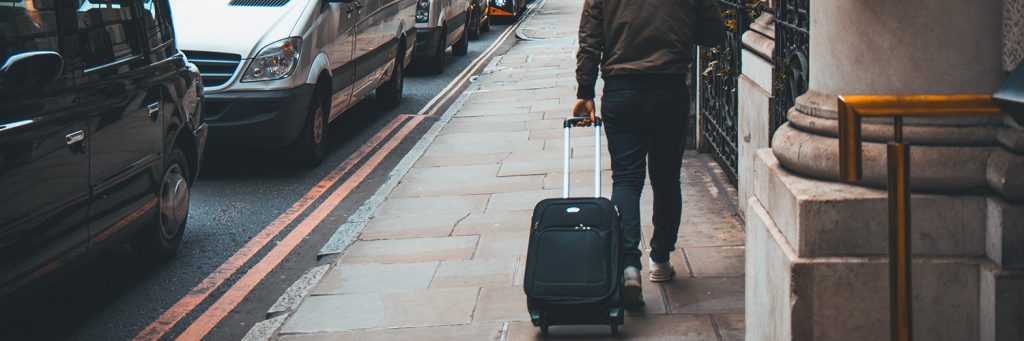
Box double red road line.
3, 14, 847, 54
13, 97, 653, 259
136, 115, 421, 340
137, 12, 528, 339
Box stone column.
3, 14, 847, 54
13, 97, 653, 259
745, 0, 1024, 340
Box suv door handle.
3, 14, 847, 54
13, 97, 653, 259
66, 130, 84, 145
147, 101, 161, 121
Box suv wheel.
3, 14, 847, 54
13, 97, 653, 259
453, 23, 469, 56
426, 25, 447, 74
376, 51, 404, 108
293, 92, 327, 167
132, 148, 190, 261
469, 9, 482, 40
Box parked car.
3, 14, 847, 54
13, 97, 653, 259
413, 0, 470, 73
169, 0, 416, 166
0, 0, 207, 300
468, 0, 491, 40
489, 0, 525, 21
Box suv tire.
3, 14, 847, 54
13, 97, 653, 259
453, 22, 469, 56
293, 91, 328, 167
132, 148, 190, 261
377, 50, 404, 108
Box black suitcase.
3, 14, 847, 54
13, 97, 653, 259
523, 117, 624, 335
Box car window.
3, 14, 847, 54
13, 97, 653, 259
141, 0, 171, 47
72, 0, 143, 70
0, 0, 61, 67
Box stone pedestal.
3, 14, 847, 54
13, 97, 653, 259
744, 0, 1024, 339
737, 12, 775, 216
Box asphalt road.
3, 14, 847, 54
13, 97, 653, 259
0, 21, 519, 341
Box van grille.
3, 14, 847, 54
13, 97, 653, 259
228, 0, 290, 7
182, 50, 241, 88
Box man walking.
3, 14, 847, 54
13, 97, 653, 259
573, 0, 724, 306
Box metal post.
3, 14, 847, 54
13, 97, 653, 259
888, 118, 911, 341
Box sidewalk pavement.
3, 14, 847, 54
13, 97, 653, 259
270, 0, 746, 338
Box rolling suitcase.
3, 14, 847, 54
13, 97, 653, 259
523, 117, 623, 335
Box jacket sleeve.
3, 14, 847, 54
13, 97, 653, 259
695, 0, 726, 47
576, 0, 603, 99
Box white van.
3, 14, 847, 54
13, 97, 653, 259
169, 0, 417, 165
412, 0, 470, 73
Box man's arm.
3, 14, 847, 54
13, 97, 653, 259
575, 0, 603, 100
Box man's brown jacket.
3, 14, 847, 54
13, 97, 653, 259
576, 0, 725, 99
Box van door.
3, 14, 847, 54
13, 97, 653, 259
72, 0, 164, 244
326, 0, 358, 119
351, 0, 380, 101
0, 0, 90, 295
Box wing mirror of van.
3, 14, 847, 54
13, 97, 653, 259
0, 51, 64, 93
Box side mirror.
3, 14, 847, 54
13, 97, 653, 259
994, 61, 1024, 126
0, 51, 64, 92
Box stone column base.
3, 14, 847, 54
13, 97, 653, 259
745, 149, 1024, 340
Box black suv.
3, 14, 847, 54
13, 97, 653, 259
0, 0, 207, 298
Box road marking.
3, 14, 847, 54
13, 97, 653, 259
135, 115, 409, 341
139, 12, 536, 339
415, 13, 525, 116
176, 115, 425, 340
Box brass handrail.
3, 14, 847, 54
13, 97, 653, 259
837, 94, 1004, 341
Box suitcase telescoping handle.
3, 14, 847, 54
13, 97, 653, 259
562, 117, 602, 199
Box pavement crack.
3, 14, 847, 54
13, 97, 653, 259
450, 212, 471, 236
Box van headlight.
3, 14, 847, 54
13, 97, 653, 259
242, 37, 301, 82
416, 0, 429, 23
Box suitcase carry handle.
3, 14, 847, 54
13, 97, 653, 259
562, 117, 602, 198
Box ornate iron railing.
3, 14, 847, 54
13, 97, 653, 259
699, 0, 762, 183
772, 0, 810, 137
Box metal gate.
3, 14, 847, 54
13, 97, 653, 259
772, 0, 810, 136
698, 0, 762, 183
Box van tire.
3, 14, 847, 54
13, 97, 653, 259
293, 91, 328, 167
377, 52, 404, 108
426, 25, 447, 74
132, 148, 190, 262
453, 23, 469, 56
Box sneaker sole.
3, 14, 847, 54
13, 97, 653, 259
648, 271, 675, 282
623, 282, 644, 307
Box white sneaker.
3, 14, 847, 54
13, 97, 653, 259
623, 266, 644, 307
648, 259, 675, 282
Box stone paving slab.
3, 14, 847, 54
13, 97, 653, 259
506, 314, 718, 340
374, 194, 489, 217
279, 322, 503, 341
715, 314, 746, 341
472, 286, 530, 323
312, 262, 438, 295
339, 236, 478, 264
431, 257, 518, 288
663, 276, 745, 314
684, 246, 745, 277
281, 287, 479, 333
450, 210, 533, 235
358, 213, 464, 240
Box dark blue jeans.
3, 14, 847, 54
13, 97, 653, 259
601, 87, 688, 269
